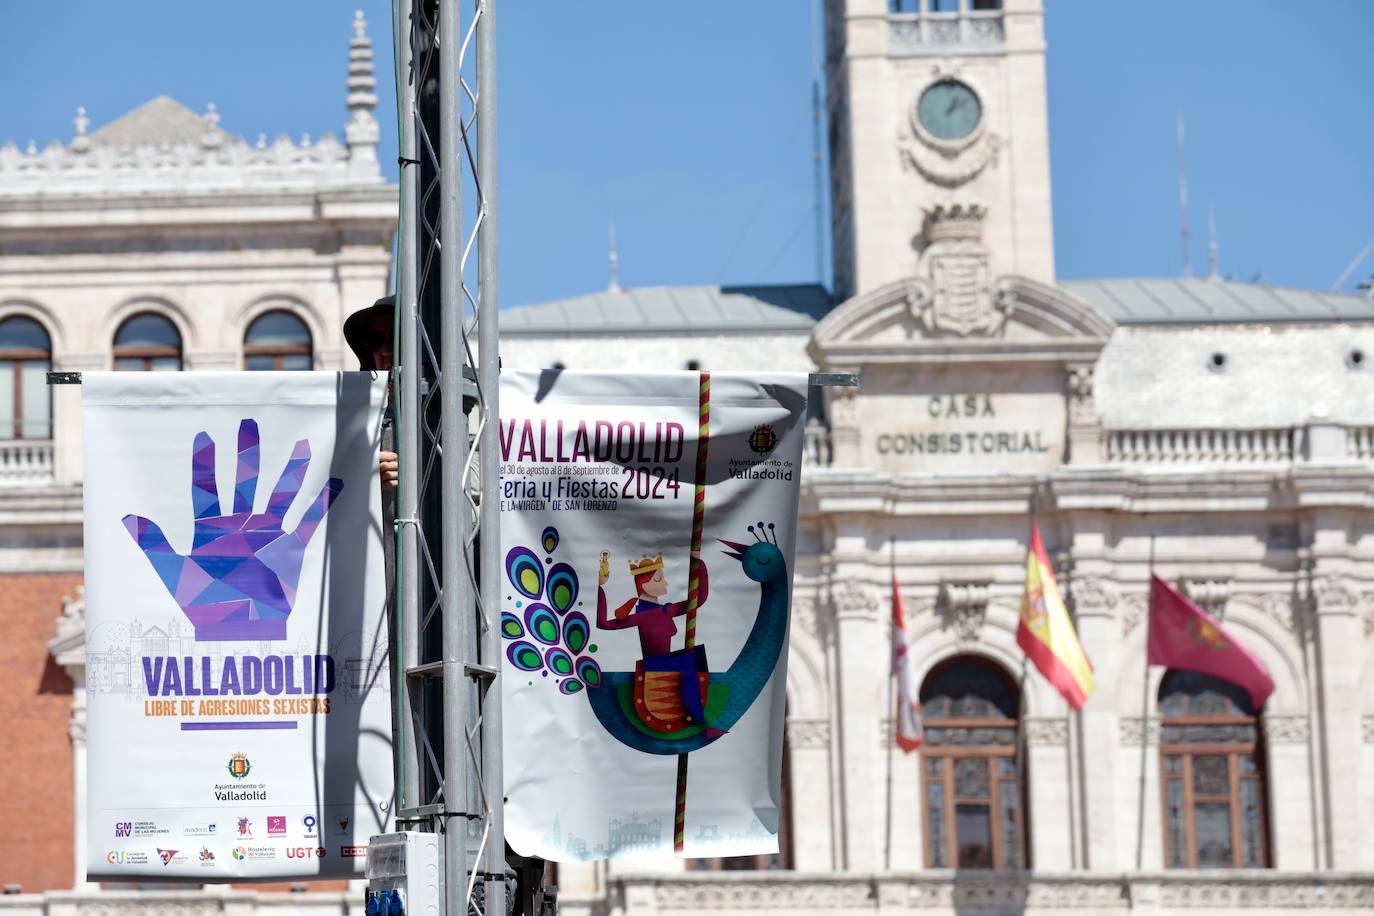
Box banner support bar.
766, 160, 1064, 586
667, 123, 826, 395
51, 370, 857, 388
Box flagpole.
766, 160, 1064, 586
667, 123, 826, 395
883, 539, 896, 871
1015, 653, 1028, 867
1135, 534, 1155, 870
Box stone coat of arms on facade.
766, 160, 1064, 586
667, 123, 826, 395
908, 203, 1015, 337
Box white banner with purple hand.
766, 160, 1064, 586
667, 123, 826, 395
82, 372, 392, 881
499, 370, 807, 862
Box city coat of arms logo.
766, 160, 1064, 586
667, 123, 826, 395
227, 752, 251, 779
747, 424, 778, 455
1186, 617, 1229, 650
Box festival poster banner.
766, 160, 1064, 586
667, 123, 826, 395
499, 370, 807, 861
82, 372, 393, 880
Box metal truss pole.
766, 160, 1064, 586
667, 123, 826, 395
395, 0, 504, 913
475, 1, 506, 913
395, 0, 423, 822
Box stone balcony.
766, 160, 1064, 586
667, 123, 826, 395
0, 889, 362, 916
604, 871, 1374, 915
887, 8, 1005, 57
801, 423, 1374, 469
0, 439, 54, 487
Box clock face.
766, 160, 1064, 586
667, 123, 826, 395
916, 80, 982, 142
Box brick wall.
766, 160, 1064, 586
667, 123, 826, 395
0, 572, 80, 892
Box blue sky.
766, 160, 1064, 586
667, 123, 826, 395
1, 2, 1370, 307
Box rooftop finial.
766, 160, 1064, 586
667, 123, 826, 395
608, 221, 623, 293
71, 106, 91, 154
201, 102, 222, 149
345, 9, 380, 179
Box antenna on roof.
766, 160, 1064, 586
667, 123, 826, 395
1207, 204, 1219, 279
810, 0, 825, 287
1178, 113, 1191, 278
608, 221, 622, 293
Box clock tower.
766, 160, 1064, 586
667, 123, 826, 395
825, 0, 1055, 306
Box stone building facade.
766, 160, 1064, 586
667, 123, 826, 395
499, 1, 1374, 913
2, 2, 1373, 915
0, 12, 394, 909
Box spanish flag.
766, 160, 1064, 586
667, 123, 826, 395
1017, 523, 1095, 710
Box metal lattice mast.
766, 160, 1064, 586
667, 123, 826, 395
395, 1, 503, 913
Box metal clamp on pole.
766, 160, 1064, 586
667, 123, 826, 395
808, 372, 859, 388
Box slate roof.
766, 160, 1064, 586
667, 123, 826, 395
501, 284, 831, 334
503, 278, 1374, 334
1061, 277, 1374, 325
89, 96, 242, 147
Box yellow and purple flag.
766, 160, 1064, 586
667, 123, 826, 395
1017, 523, 1095, 710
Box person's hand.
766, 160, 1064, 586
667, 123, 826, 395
123, 419, 343, 641
379, 450, 399, 492
690, 548, 701, 560
598, 569, 609, 586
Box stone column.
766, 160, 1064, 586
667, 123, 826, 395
787, 718, 836, 870
826, 385, 862, 468
1024, 716, 1071, 869
51, 351, 104, 487
1311, 569, 1363, 868
1118, 715, 1161, 871
1069, 577, 1121, 869
1065, 363, 1104, 465
831, 574, 883, 869
68, 671, 91, 890
1263, 713, 1319, 870
1067, 521, 1120, 869
48, 588, 93, 889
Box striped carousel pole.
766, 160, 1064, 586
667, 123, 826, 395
675, 370, 711, 854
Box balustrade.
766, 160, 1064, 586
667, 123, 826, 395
0, 439, 55, 486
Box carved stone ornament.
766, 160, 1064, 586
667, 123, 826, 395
938, 582, 989, 646
898, 122, 1002, 188
1024, 717, 1068, 746
1362, 593, 1374, 638
909, 255, 1016, 339
651, 879, 876, 911
827, 384, 859, 428
1119, 717, 1161, 746
1066, 365, 1096, 426
1261, 591, 1302, 636
790, 593, 818, 641
1263, 714, 1310, 745
1069, 575, 1118, 617
1182, 578, 1231, 621
628, 873, 1374, 910
833, 579, 879, 621
1364, 716, 1374, 745
1119, 593, 1147, 636
788, 718, 831, 749
1314, 575, 1358, 615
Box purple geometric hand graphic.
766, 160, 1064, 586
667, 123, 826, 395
122, 419, 344, 641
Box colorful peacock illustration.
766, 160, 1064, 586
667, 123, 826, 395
500, 371, 792, 853
499, 524, 788, 752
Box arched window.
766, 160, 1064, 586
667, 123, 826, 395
0, 315, 52, 439
1159, 670, 1269, 869
244, 311, 312, 370
113, 313, 182, 371
920, 656, 1025, 869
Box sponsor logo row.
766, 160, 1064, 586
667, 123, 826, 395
115, 813, 354, 840
106, 845, 366, 866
